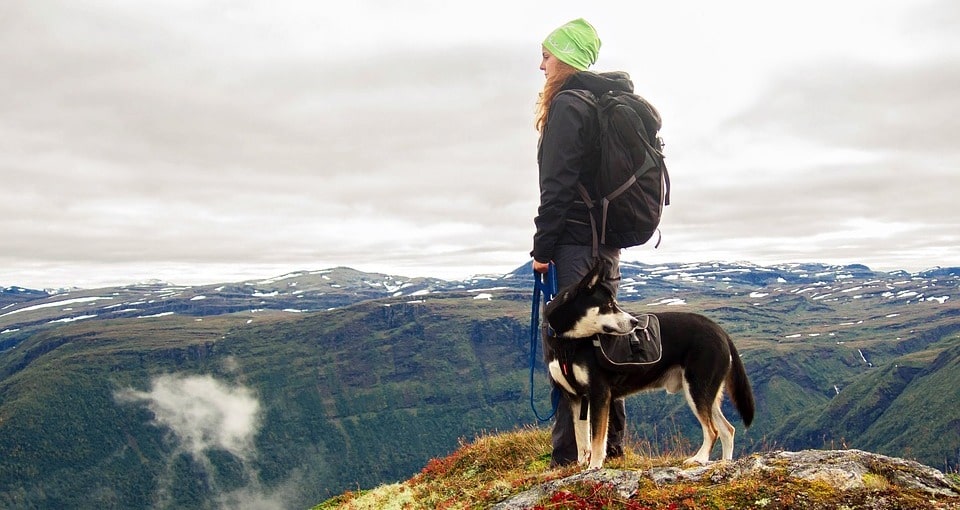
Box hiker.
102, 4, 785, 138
531, 18, 630, 467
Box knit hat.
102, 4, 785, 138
542, 18, 601, 71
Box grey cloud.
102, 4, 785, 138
727, 60, 960, 155
906, 0, 960, 44
1, 9, 541, 268
6, 1, 957, 287
673, 33, 960, 270
667, 156, 960, 268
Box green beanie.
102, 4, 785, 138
543, 18, 601, 71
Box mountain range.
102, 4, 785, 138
1, 261, 958, 509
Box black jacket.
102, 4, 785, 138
532, 71, 635, 263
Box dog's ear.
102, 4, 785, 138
580, 259, 606, 292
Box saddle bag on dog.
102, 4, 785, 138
592, 313, 663, 372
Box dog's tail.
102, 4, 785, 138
725, 337, 755, 427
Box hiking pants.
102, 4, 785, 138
546, 244, 626, 466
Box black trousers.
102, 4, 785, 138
550, 393, 626, 466
545, 244, 627, 466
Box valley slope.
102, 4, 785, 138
1, 262, 957, 509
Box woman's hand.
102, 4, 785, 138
533, 260, 552, 274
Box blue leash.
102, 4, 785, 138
529, 264, 560, 422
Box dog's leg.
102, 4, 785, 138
713, 394, 736, 460
683, 384, 718, 465
588, 390, 611, 470
569, 397, 592, 466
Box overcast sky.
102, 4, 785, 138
3, 0, 958, 289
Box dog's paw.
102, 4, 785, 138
682, 456, 711, 466
577, 450, 592, 466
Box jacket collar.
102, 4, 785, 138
561, 71, 634, 96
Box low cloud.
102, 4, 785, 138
117, 373, 260, 460
116, 373, 295, 510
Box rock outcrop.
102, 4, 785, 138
493, 449, 960, 509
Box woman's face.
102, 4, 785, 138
540, 47, 562, 80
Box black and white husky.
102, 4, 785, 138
543, 260, 755, 470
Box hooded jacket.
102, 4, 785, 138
532, 71, 634, 263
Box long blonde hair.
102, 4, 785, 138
535, 61, 580, 133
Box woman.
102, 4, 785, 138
532, 18, 633, 467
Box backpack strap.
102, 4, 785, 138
576, 183, 600, 259
567, 90, 603, 259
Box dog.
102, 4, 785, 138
543, 260, 755, 469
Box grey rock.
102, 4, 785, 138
493, 449, 960, 509
490, 468, 643, 510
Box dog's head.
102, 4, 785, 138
544, 259, 639, 339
